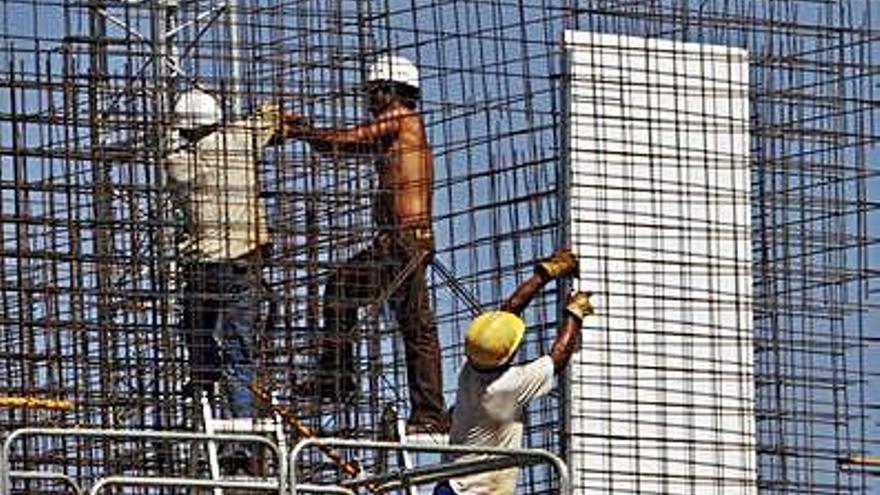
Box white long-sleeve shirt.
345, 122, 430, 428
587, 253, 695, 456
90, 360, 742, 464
165, 113, 279, 261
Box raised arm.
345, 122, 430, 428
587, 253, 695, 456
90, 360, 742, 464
500, 248, 579, 316
483, 290, 593, 414
499, 271, 551, 316
287, 107, 405, 155
549, 291, 593, 373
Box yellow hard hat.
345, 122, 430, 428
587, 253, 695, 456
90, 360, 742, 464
465, 311, 526, 370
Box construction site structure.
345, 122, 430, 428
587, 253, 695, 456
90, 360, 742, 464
1, 0, 879, 494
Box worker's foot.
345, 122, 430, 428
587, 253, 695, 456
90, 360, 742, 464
406, 411, 450, 435
537, 248, 579, 279
405, 420, 450, 445
406, 421, 449, 436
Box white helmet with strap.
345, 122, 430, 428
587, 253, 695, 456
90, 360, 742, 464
174, 89, 221, 130
366, 55, 419, 90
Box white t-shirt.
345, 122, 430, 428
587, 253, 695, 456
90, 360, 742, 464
165, 114, 278, 261
448, 355, 555, 495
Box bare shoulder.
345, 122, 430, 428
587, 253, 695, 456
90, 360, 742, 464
382, 104, 421, 123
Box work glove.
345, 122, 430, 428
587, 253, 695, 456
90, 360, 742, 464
538, 248, 579, 279
257, 103, 282, 125
565, 290, 595, 320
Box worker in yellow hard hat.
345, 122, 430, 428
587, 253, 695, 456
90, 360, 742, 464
435, 248, 594, 495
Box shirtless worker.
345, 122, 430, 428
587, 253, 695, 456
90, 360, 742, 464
435, 248, 594, 495
287, 55, 447, 434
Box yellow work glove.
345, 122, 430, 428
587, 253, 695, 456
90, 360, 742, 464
538, 248, 579, 279
257, 103, 282, 127
565, 290, 595, 320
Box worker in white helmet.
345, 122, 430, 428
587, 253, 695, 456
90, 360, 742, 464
286, 54, 447, 433
435, 248, 594, 495
165, 88, 299, 473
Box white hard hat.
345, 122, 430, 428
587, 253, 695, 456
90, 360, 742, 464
366, 55, 419, 90
174, 89, 221, 130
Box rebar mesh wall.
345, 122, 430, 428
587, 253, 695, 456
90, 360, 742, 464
565, 30, 755, 493
562, 1, 879, 493
1, 0, 878, 494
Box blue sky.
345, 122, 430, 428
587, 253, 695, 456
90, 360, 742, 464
1, 0, 878, 492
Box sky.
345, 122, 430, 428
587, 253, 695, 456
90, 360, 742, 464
1, 0, 878, 492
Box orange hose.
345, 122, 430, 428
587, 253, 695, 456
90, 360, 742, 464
248, 383, 362, 477
0, 396, 72, 411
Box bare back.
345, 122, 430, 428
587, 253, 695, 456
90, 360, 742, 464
300, 101, 434, 231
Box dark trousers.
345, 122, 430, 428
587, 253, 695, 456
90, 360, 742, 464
321, 229, 446, 427
433, 481, 457, 495
182, 260, 269, 418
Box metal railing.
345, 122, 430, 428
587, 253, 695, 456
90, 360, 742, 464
2, 428, 570, 495
85, 477, 353, 495
88, 476, 278, 495
1, 428, 284, 494
6, 470, 83, 495
289, 437, 571, 495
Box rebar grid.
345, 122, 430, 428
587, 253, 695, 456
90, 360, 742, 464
1, 0, 878, 494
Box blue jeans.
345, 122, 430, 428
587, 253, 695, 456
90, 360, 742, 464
182, 261, 270, 417
433, 481, 457, 495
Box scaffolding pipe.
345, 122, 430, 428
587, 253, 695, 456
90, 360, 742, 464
7, 471, 83, 495
0, 428, 282, 493
89, 476, 278, 494
288, 438, 571, 495
226, 0, 242, 115
353, 455, 529, 492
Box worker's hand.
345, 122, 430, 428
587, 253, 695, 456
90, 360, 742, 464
257, 103, 282, 124
537, 248, 579, 279
565, 290, 594, 320
281, 110, 313, 138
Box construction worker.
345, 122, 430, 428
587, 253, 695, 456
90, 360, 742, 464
435, 248, 593, 495
287, 55, 447, 433
165, 89, 294, 438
